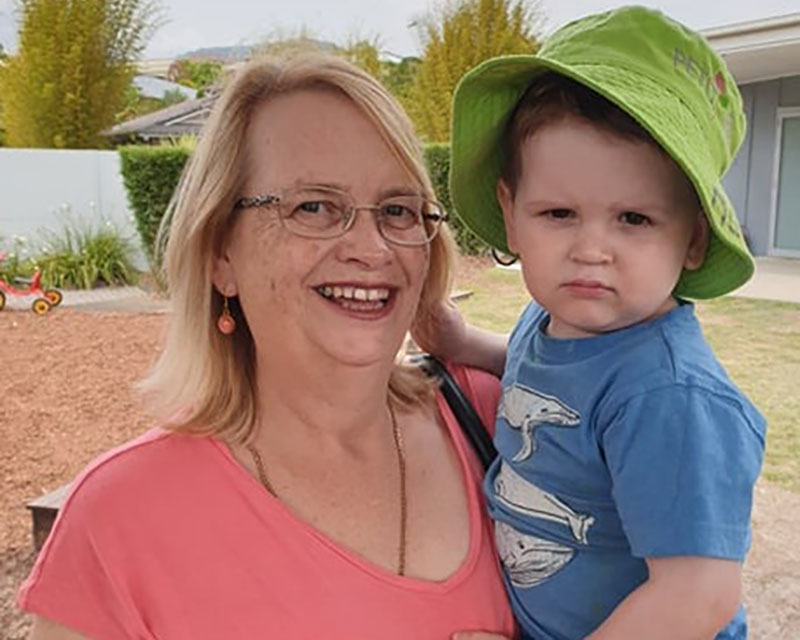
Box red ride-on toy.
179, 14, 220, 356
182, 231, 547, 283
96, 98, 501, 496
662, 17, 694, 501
0, 253, 63, 314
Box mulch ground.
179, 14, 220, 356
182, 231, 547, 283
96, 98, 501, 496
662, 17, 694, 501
1, 310, 162, 638
1, 307, 798, 639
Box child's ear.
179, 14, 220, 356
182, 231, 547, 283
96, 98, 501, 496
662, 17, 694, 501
496, 178, 519, 255
684, 211, 710, 271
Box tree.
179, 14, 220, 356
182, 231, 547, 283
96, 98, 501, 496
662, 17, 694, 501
408, 0, 542, 142
114, 82, 186, 124
0, 0, 160, 148
341, 36, 383, 79
381, 56, 421, 105
169, 59, 224, 97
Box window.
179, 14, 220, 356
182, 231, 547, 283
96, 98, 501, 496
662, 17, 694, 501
773, 111, 800, 255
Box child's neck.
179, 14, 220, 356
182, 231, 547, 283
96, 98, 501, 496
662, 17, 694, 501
544, 296, 680, 339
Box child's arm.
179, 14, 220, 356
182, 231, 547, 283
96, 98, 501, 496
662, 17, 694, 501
411, 300, 508, 376
586, 556, 742, 639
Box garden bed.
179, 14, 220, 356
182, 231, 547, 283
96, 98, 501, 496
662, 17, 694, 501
1, 310, 161, 638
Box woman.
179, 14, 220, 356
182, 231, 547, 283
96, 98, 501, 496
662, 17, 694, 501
19, 55, 515, 639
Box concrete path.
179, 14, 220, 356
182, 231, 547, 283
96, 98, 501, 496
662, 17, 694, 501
1, 285, 167, 313
729, 257, 800, 304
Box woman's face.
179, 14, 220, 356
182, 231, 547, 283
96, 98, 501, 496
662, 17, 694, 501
213, 88, 430, 371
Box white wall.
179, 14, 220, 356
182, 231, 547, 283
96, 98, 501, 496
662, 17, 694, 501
0, 148, 147, 268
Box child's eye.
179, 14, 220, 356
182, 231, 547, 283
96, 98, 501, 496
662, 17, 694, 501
620, 211, 651, 226
543, 209, 574, 220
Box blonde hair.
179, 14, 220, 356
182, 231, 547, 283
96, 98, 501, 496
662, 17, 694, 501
140, 54, 457, 443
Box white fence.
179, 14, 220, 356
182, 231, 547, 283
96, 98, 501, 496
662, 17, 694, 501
0, 148, 146, 268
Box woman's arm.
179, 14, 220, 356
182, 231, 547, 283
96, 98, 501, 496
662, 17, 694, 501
28, 616, 93, 640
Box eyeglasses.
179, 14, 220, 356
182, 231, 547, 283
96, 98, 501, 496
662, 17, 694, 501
234, 186, 448, 247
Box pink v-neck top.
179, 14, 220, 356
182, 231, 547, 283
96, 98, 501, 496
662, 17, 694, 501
18, 365, 514, 640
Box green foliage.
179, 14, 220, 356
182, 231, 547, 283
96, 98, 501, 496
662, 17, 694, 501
0, 0, 161, 148
1, 220, 137, 289
382, 57, 421, 105
115, 82, 186, 123
0, 236, 36, 283
36, 221, 137, 288
118, 143, 191, 266
161, 88, 189, 105
170, 59, 224, 97
341, 37, 383, 78
409, 0, 541, 142
424, 143, 489, 255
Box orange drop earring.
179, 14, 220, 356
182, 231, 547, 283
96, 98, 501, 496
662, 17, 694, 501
217, 295, 236, 335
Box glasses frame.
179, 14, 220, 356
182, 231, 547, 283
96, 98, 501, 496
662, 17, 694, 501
234, 187, 449, 247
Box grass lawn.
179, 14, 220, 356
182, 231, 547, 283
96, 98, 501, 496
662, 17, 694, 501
454, 259, 800, 493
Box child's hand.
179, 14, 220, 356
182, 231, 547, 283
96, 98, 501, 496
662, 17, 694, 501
411, 300, 469, 361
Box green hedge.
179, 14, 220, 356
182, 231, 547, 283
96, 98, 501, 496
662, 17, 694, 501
118, 142, 488, 261
424, 144, 489, 256
118, 145, 192, 267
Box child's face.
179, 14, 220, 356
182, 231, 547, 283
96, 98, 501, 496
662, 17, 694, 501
498, 116, 708, 339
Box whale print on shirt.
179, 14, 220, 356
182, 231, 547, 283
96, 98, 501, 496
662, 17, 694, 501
495, 521, 575, 588
498, 384, 580, 462
494, 461, 596, 588
495, 462, 595, 545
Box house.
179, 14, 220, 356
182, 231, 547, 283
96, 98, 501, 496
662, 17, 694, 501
104, 93, 218, 143
705, 13, 800, 259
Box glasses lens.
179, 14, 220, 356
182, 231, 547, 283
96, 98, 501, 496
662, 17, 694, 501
378, 196, 443, 245
280, 188, 349, 237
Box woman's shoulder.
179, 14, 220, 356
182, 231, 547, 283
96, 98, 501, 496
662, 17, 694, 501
444, 362, 501, 395
440, 362, 502, 434
58, 428, 218, 518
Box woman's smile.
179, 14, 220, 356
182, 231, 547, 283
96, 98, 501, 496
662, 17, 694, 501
315, 283, 397, 317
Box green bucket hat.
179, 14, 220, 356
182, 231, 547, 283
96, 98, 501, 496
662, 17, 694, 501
450, 5, 754, 299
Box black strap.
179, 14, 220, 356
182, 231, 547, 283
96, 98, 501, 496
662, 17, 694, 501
416, 354, 498, 471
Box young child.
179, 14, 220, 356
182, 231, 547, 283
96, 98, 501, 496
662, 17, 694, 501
433, 6, 767, 640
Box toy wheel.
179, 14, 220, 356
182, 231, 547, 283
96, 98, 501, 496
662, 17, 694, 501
44, 289, 63, 307
32, 298, 51, 315
0, 291, 5, 311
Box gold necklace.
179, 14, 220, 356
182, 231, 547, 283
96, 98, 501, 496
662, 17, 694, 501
245, 401, 408, 576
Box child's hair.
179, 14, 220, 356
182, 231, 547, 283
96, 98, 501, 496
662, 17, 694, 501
501, 71, 688, 196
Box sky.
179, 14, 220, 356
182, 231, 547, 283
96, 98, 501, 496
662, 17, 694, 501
1, 0, 799, 60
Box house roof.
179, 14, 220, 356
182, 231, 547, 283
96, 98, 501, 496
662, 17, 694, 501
105, 93, 218, 141
703, 13, 800, 84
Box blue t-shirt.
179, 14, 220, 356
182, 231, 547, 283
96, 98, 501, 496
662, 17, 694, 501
486, 301, 765, 640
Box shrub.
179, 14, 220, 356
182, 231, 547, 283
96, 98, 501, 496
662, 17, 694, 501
36, 218, 138, 289
423, 143, 489, 256
0, 236, 36, 283
119, 143, 192, 268
1, 220, 137, 290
